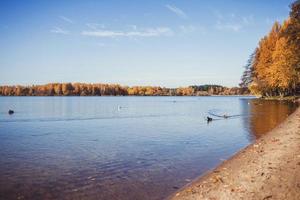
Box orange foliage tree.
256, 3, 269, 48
244, 0, 300, 97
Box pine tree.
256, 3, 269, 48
240, 50, 256, 88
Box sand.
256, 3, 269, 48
170, 105, 300, 200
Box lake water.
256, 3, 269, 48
0, 96, 297, 200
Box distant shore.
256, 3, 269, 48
0, 83, 250, 96
170, 100, 300, 200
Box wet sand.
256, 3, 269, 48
171, 104, 300, 200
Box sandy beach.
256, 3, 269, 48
170, 103, 300, 200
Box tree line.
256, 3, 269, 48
0, 83, 249, 96
240, 0, 300, 97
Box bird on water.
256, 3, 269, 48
207, 116, 213, 122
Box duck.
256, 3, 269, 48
207, 116, 213, 122
8, 110, 14, 115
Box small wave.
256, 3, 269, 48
208, 109, 248, 119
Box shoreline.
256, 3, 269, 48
170, 102, 300, 200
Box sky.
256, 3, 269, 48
0, 0, 294, 87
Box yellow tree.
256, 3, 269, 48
272, 36, 298, 95
251, 22, 281, 96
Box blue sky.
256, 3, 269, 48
0, 0, 294, 87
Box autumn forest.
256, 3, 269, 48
0, 83, 249, 96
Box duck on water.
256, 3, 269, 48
206, 114, 229, 122
8, 110, 14, 115
206, 117, 213, 122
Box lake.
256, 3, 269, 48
0, 96, 297, 200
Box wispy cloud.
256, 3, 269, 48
51, 27, 69, 35
165, 4, 187, 19
242, 15, 254, 25
81, 27, 173, 38
215, 22, 242, 32
86, 23, 105, 30
59, 16, 74, 24
213, 10, 254, 32
179, 25, 206, 35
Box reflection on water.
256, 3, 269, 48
0, 97, 297, 200
245, 99, 298, 139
